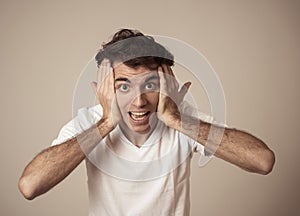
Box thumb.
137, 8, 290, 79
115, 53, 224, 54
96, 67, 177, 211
179, 82, 191, 95
90, 82, 97, 93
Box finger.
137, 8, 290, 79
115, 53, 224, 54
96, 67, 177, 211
158, 66, 167, 95
162, 64, 179, 91
160, 65, 171, 87
90, 81, 97, 93
179, 82, 192, 97
98, 60, 105, 83
102, 59, 110, 83
98, 58, 110, 85
158, 66, 164, 82
162, 64, 177, 89
183, 81, 192, 88
108, 67, 115, 93
161, 64, 173, 75
104, 60, 113, 87
100, 59, 113, 90
101, 67, 115, 97
101, 73, 110, 96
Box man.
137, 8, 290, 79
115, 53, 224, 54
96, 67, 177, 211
19, 29, 275, 215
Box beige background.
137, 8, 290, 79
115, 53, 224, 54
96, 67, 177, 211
1, 0, 299, 215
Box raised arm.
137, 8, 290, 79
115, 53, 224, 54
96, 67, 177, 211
18, 59, 119, 200
157, 65, 275, 175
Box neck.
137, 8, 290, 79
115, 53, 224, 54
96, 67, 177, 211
119, 121, 158, 148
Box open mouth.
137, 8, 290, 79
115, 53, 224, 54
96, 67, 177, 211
128, 111, 151, 121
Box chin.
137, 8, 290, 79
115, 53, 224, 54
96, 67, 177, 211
130, 125, 152, 134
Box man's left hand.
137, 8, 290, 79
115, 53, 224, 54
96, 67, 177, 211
157, 64, 191, 126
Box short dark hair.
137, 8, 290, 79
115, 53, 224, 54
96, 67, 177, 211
95, 29, 174, 69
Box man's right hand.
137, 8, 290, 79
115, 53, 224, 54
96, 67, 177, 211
91, 59, 121, 128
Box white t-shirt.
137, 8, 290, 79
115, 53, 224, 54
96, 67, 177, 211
52, 104, 213, 216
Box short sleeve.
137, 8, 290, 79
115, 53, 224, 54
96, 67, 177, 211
51, 105, 102, 146
179, 101, 215, 123
179, 101, 225, 166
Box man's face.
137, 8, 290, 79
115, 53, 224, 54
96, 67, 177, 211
114, 63, 160, 134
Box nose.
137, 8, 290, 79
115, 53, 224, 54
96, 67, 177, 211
132, 92, 147, 108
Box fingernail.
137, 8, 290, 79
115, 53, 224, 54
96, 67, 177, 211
186, 82, 192, 88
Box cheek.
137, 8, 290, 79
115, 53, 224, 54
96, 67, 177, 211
149, 92, 160, 106
116, 92, 133, 110
116, 93, 126, 109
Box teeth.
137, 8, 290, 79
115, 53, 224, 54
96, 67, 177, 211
130, 111, 149, 121
131, 112, 147, 116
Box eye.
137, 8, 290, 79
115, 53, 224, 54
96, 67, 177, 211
118, 84, 130, 92
145, 83, 158, 91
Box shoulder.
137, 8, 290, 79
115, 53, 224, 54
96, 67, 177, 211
51, 105, 103, 146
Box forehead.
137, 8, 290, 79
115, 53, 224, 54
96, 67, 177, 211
114, 63, 158, 80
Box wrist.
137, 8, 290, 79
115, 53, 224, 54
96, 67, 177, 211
96, 117, 115, 137
163, 111, 181, 129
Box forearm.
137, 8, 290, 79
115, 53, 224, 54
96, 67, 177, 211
19, 139, 84, 200
18, 118, 114, 200
166, 113, 275, 174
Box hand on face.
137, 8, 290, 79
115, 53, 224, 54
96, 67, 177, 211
91, 59, 121, 126
157, 64, 191, 125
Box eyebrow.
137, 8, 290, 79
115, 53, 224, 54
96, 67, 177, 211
115, 77, 131, 83
115, 75, 159, 83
